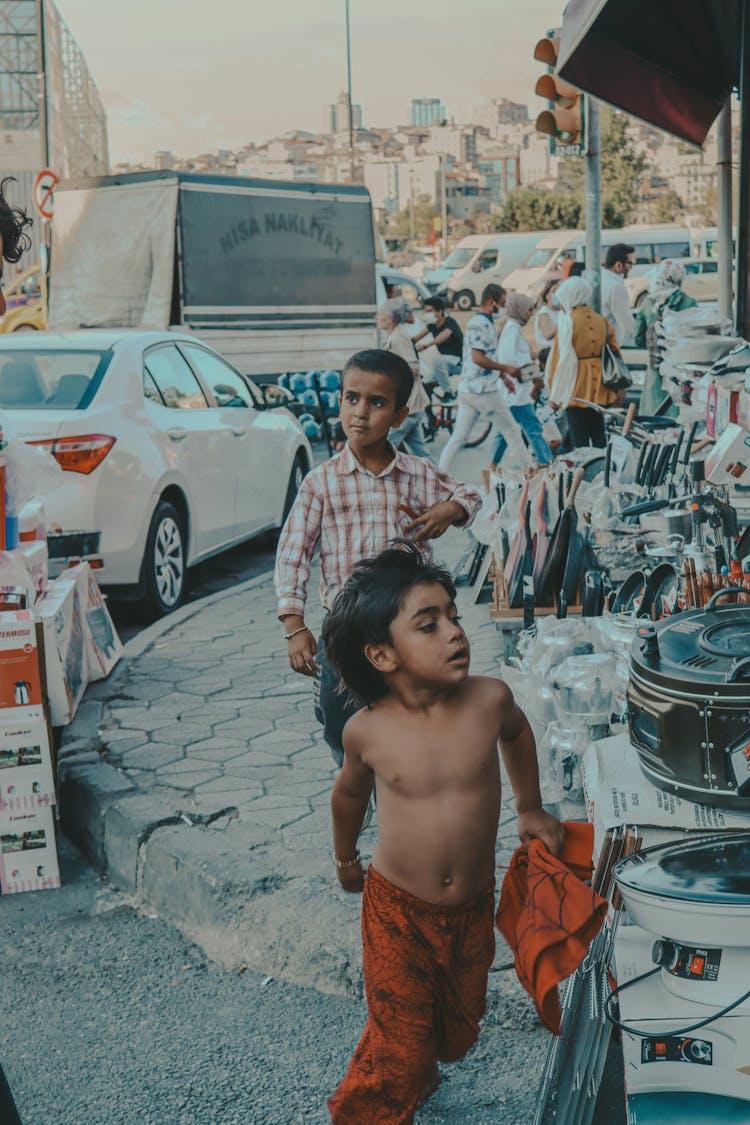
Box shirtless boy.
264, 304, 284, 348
323, 542, 564, 1123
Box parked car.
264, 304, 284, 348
1, 331, 312, 617
624, 257, 734, 307
0, 262, 47, 333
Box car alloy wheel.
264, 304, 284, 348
455, 290, 474, 311
142, 499, 187, 618
154, 515, 184, 608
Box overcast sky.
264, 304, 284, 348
56, 0, 564, 163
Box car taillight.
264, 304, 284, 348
28, 435, 116, 474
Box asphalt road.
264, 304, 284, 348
1, 835, 593, 1125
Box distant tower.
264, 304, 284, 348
410, 98, 446, 127
330, 90, 363, 135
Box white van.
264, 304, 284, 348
503, 225, 693, 298
424, 232, 540, 310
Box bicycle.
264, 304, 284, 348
421, 383, 492, 449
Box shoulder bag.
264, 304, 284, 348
601, 343, 632, 391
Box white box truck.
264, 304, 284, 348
47, 171, 378, 377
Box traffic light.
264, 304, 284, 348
533, 32, 585, 155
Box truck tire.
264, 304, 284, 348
141, 500, 186, 618
454, 290, 475, 311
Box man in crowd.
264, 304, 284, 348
601, 243, 636, 346
414, 296, 464, 398
438, 284, 526, 475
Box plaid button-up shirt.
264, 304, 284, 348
274, 444, 481, 618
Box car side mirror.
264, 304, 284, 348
262, 384, 294, 409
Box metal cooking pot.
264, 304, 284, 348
627, 589, 750, 808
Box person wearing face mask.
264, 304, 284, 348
491, 291, 553, 470
438, 284, 527, 475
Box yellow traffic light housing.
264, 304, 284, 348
533, 34, 585, 154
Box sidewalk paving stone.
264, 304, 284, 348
60, 502, 562, 1109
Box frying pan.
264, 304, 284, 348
639, 562, 678, 618
537, 466, 585, 606
531, 480, 550, 596
735, 523, 750, 562
611, 569, 646, 614
582, 570, 604, 617
561, 506, 586, 605
503, 479, 530, 591
509, 501, 533, 609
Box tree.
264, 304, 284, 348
379, 193, 436, 241
555, 106, 647, 228
494, 186, 581, 232
653, 190, 684, 223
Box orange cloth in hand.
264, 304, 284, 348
496, 821, 607, 1035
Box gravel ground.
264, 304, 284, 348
3, 835, 551, 1125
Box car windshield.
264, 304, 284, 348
524, 247, 560, 268
442, 248, 475, 269
0, 350, 110, 410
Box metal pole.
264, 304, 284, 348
584, 95, 602, 313
345, 0, 354, 182
717, 98, 734, 323
736, 0, 750, 338
36, 0, 49, 168
440, 154, 448, 257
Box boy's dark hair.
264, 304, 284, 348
0, 178, 32, 265
604, 243, 635, 270
424, 295, 445, 313
342, 348, 414, 410
481, 283, 505, 305
323, 540, 456, 706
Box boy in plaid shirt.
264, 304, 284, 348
274, 348, 481, 767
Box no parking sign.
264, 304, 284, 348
33, 168, 59, 219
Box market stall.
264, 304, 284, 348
473, 322, 750, 1120
0, 422, 122, 896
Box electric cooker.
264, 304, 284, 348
627, 591, 750, 808
614, 835, 750, 1102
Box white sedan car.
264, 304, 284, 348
2, 330, 312, 616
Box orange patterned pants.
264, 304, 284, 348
328, 865, 496, 1124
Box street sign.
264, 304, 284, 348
33, 169, 59, 219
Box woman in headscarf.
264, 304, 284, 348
547, 277, 621, 449
377, 297, 433, 460
634, 259, 697, 415
491, 291, 553, 469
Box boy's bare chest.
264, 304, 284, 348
366, 712, 499, 795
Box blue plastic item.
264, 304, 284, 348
323, 392, 339, 416
277, 373, 292, 390
299, 389, 319, 408
5, 514, 18, 550
321, 370, 340, 391
305, 370, 322, 388
289, 373, 308, 396
302, 419, 321, 440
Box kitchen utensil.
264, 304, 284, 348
628, 592, 750, 807
537, 467, 585, 606
509, 500, 533, 609
639, 562, 678, 619
503, 479, 530, 591
531, 479, 550, 596
611, 569, 646, 614
582, 570, 604, 617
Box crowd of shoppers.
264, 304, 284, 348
373, 240, 691, 475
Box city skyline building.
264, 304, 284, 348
410, 98, 446, 127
